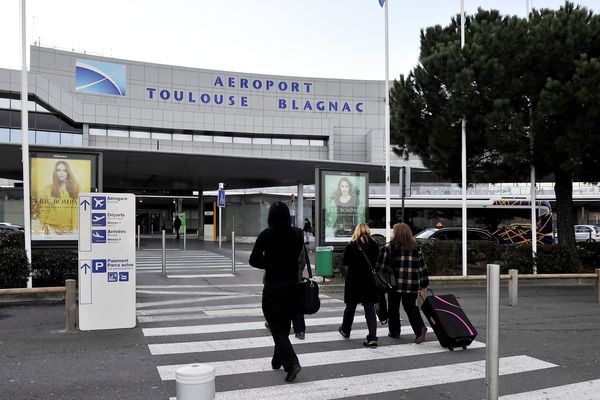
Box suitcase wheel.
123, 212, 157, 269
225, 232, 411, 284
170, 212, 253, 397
448, 346, 455, 351
462, 345, 468, 350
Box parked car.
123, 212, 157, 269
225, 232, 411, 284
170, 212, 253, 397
574, 225, 600, 242
0, 222, 24, 232
415, 227, 497, 242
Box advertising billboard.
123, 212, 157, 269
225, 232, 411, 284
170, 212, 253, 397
30, 152, 97, 241
318, 170, 368, 246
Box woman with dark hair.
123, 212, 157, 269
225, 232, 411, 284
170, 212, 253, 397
37, 160, 80, 235
338, 223, 380, 347
377, 223, 429, 344
249, 201, 304, 383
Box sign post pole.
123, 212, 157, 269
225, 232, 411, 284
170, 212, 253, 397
217, 183, 225, 248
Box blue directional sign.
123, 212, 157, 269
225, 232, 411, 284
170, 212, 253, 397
92, 259, 107, 273
92, 196, 106, 210
92, 230, 106, 243
92, 213, 107, 226
107, 272, 118, 282
119, 272, 129, 282
217, 189, 226, 208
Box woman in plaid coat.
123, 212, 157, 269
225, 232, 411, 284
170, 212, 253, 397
377, 223, 429, 344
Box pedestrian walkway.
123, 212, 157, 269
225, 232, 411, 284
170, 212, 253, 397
135, 247, 600, 400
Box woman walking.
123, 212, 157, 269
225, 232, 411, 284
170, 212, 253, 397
377, 223, 429, 344
338, 223, 380, 347
249, 201, 303, 382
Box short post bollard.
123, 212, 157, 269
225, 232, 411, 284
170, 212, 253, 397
486, 263, 500, 400
176, 364, 215, 400
162, 230, 166, 276
137, 225, 141, 251
65, 279, 77, 331
184, 228, 187, 250
508, 269, 518, 306
231, 231, 236, 275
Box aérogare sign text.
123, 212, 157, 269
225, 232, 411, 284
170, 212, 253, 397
145, 75, 365, 113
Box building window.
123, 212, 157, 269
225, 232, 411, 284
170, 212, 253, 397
193, 135, 212, 142
310, 139, 325, 147
61, 132, 82, 146
152, 132, 172, 140
0, 128, 9, 142
213, 136, 232, 143
233, 137, 252, 144
173, 133, 193, 142
89, 128, 107, 136
0, 98, 10, 110
130, 130, 150, 139
9, 129, 21, 143
291, 139, 310, 146
107, 129, 129, 138
253, 138, 270, 145
272, 138, 290, 146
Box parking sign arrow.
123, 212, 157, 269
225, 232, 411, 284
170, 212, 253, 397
80, 263, 90, 274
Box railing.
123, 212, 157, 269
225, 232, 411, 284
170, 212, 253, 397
0, 279, 77, 331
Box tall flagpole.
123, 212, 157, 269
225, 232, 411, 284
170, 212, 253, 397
384, 0, 391, 241
460, 0, 467, 276
527, 0, 538, 274
20, 0, 32, 288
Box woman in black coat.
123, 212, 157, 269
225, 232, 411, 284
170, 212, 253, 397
249, 201, 303, 383
339, 223, 380, 347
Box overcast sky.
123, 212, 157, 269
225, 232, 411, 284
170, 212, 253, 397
1, 1, 599, 80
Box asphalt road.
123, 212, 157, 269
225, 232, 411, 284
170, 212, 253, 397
1, 238, 599, 399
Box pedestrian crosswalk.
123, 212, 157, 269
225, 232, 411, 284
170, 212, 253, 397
136, 249, 248, 278
136, 249, 600, 399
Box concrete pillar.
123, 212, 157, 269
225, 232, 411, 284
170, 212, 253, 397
508, 269, 518, 307
65, 279, 77, 331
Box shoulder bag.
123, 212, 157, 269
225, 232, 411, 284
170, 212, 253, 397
357, 241, 393, 295
296, 243, 320, 315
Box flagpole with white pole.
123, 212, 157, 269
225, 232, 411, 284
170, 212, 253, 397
460, 0, 467, 276
383, 0, 391, 241
527, 0, 538, 274
20, 0, 32, 288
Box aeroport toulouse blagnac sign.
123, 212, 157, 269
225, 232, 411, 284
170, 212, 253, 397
146, 75, 365, 113
74, 59, 366, 112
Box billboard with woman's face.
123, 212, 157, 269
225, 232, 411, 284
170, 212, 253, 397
30, 153, 97, 241
318, 170, 368, 244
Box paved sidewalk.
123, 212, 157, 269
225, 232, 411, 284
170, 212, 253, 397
1, 239, 599, 399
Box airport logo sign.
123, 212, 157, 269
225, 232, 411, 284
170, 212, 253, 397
75, 59, 126, 96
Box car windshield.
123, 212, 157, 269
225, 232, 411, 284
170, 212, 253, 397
415, 229, 437, 239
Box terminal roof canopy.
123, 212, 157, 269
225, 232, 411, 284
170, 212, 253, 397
0, 143, 391, 192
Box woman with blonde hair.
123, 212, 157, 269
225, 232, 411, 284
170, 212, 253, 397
377, 223, 429, 344
36, 160, 80, 235
338, 223, 380, 347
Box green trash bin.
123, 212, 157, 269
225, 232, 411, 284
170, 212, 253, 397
315, 246, 334, 277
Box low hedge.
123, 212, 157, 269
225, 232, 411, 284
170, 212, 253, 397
31, 249, 78, 287
329, 238, 599, 277
0, 230, 29, 288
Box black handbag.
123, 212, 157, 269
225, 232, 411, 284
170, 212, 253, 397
296, 244, 320, 315
357, 242, 393, 294
375, 293, 389, 325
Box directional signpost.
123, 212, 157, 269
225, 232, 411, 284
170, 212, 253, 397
78, 193, 136, 330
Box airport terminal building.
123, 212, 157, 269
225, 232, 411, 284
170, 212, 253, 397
2, 45, 600, 243
0, 45, 415, 240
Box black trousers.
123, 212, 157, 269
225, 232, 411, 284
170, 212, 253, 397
341, 302, 377, 340
292, 313, 305, 334
388, 291, 426, 337
262, 282, 300, 371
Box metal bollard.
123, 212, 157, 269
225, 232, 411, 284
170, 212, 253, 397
596, 269, 600, 304
151, 225, 154, 237
176, 364, 215, 400
508, 269, 518, 306
137, 225, 140, 251
486, 264, 500, 400
184, 228, 187, 250
231, 231, 236, 275
162, 230, 166, 276
65, 279, 77, 331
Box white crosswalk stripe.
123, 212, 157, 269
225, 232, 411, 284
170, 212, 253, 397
136, 248, 599, 400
